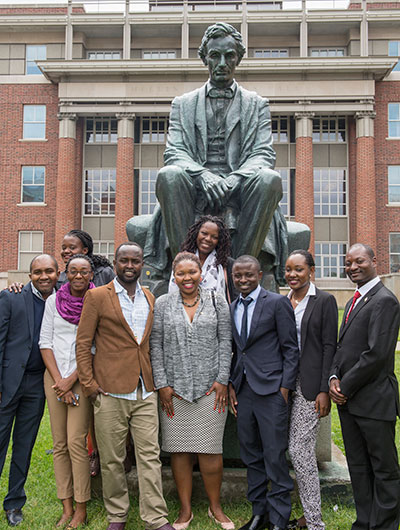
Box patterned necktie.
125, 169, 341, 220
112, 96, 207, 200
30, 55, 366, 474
208, 87, 234, 99
240, 297, 252, 344
345, 290, 361, 324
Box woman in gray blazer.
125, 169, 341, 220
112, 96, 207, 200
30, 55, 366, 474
285, 250, 338, 530
151, 252, 234, 530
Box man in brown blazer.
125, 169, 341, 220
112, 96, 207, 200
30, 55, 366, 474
76, 242, 173, 530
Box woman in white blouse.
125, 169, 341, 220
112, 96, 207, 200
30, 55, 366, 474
40, 254, 95, 529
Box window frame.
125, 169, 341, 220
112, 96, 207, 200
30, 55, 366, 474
87, 51, 121, 60
93, 240, 115, 263
83, 168, 116, 216
23, 105, 46, 140
314, 241, 347, 280
140, 116, 169, 144
139, 168, 159, 215
25, 44, 46, 75
388, 103, 400, 138
310, 48, 345, 57
388, 41, 400, 72
389, 233, 400, 273
18, 231, 44, 271
312, 115, 346, 143
313, 167, 347, 217
85, 117, 118, 144
253, 49, 288, 58
21, 166, 45, 204
142, 50, 176, 60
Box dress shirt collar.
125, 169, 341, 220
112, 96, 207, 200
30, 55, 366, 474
113, 277, 143, 298
31, 281, 55, 301
288, 281, 316, 301
239, 283, 261, 304
206, 79, 237, 96
355, 276, 380, 298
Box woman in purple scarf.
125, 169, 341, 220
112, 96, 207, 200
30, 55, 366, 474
39, 254, 95, 529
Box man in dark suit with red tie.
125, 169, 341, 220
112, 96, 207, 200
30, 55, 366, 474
228, 255, 299, 530
330, 243, 400, 530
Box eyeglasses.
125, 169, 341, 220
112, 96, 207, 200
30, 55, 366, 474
67, 269, 92, 277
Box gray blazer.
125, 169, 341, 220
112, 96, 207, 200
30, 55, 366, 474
150, 288, 232, 402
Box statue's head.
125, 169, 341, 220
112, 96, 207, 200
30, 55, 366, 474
198, 22, 246, 88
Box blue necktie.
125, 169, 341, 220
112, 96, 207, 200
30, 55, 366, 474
240, 297, 252, 345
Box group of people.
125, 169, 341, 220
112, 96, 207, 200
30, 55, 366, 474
0, 219, 399, 530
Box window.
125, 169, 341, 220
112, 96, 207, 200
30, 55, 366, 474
139, 169, 158, 215
142, 50, 176, 60
388, 166, 400, 203
18, 231, 43, 271
312, 116, 346, 142
272, 116, 289, 143
84, 169, 116, 215
93, 241, 114, 263
310, 48, 345, 57
21, 166, 45, 203
141, 117, 168, 143
23, 105, 46, 139
314, 168, 346, 216
388, 103, 400, 138
85, 118, 118, 144
389, 233, 400, 273
26, 45, 46, 75
388, 41, 400, 72
87, 51, 121, 60
277, 168, 295, 217
315, 242, 347, 279
254, 49, 288, 58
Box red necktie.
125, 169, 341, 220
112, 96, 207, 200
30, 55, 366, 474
345, 291, 361, 324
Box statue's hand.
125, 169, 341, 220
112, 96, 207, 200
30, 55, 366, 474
198, 171, 229, 210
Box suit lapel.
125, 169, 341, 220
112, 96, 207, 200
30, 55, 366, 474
108, 283, 138, 344
225, 89, 241, 141
246, 288, 267, 347
230, 298, 241, 348
300, 291, 318, 352
339, 282, 383, 339
23, 283, 34, 340
194, 86, 208, 163
140, 288, 154, 343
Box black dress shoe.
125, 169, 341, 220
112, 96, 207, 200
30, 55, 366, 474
239, 514, 269, 530
5, 509, 23, 527
269, 525, 286, 530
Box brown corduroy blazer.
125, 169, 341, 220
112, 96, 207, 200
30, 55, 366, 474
76, 280, 155, 397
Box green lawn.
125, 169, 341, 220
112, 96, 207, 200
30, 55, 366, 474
0, 354, 399, 529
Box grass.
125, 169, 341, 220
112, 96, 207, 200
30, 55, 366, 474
0, 353, 399, 529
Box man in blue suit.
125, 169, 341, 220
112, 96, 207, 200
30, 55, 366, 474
229, 255, 299, 530
0, 254, 59, 526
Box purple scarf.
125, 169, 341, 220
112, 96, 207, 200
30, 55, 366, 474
55, 281, 95, 325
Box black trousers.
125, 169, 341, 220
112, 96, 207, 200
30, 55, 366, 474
339, 406, 400, 530
0, 372, 45, 511
236, 380, 292, 528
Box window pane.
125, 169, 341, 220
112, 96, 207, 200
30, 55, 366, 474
32, 232, 43, 250
22, 186, 44, 202
22, 166, 34, 184
388, 103, 400, 120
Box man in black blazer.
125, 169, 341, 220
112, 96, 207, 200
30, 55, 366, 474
0, 254, 59, 527
229, 255, 299, 530
329, 243, 400, 530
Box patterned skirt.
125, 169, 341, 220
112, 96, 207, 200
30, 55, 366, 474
160, 392, 228, 454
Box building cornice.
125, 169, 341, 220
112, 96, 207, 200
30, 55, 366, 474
38, 57, 395, 83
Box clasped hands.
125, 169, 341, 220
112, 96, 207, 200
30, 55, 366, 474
329, 378, 348, 405
198, 171, 240, 210
52, 376, 79, 406
159, 382, 228, 418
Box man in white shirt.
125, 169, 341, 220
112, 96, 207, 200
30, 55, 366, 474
76, 243, 173, 530
329, 243, 400, 530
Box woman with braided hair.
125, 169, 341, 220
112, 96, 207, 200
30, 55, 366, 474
58, 229, 114, 288
168, 215, 238, 302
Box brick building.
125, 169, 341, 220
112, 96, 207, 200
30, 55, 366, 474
0, 0, 400, 286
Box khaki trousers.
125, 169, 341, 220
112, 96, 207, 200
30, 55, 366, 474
44, 371, 91, 503
93, 389, 168, 528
